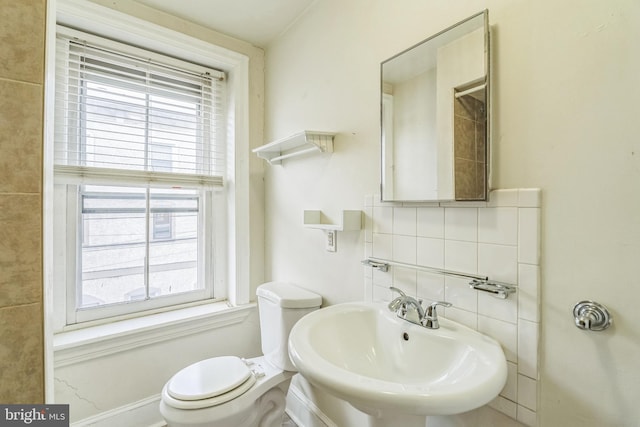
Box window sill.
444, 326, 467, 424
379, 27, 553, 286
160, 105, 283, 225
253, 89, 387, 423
53, 301, 256, 368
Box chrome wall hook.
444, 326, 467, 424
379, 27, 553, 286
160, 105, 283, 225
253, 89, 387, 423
573, 300, 612, 331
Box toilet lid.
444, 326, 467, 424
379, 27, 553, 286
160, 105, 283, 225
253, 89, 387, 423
167, 356, 253, 401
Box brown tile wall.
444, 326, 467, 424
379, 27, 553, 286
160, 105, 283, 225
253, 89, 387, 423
0, 0, 47, 403
454, 93, 486, 200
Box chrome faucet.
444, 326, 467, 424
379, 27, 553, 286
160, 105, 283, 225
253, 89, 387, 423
422, 301, 452, 329
389, 287, 451, 329
388, 286, 410, 312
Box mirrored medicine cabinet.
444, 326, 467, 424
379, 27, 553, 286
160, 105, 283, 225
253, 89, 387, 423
380, 10, 489, 202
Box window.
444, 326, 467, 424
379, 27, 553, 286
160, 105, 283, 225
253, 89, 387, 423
54, 26, 227, 325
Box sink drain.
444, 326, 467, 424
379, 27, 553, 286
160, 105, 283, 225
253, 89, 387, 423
402, 332, 409, 341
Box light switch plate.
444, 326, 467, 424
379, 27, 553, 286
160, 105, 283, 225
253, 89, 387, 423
326, 230, 337, 252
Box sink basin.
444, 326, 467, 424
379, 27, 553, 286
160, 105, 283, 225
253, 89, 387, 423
288, 302, 507, 425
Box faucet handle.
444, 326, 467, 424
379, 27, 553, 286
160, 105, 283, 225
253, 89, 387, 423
388, 287, 407, 312
426, 301, 452, 316
422, 301, 452, 329
429, 301, 452, 310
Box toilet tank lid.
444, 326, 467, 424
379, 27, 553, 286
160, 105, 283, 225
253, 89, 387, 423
257, 282, 322, 308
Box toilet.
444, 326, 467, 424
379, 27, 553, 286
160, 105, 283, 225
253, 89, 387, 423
159, 282, 322, 427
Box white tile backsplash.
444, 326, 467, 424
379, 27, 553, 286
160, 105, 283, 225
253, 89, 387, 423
518, 208, 541, 264
445, 207, 478, 241
417, 237, 445, 268
393, 207, 417, 236
478, 243, 518, 284
478, 207, 518, 245
372, 267, 392, 288
518, 374, 537, 411
364, 189, 541, 425
416, 271, 445, 302
444, 276, 478, 312
392, 235, 417, 264
517, 405, 537, 427
444, 305, 477, 329
392, 267, 417, 296
372, 284, 391, 303
444, 240, 478, 273
364, 206, 373, 243
478, 315, 518, 363
373, 206, 393, 234
478, 290, 518, 324
489, 396, 518, 420
518, 263, 540, 322
518, 188, 542, 208
488, 189, 519, 207
417, 207, 444, 238
518, 319, 539, 379
372, 233, 392, 259
502, 362, 518, 401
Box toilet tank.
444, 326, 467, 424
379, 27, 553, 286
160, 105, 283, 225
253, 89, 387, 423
257, 282, 322, 371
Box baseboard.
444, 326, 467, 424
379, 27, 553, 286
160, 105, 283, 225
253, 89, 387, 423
286, 383, 337, 427
72, 384, 335, 427
71, 394, 164, 427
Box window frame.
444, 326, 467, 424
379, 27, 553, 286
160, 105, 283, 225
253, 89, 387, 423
60, 184, 216, 325
52, 24, 237, 329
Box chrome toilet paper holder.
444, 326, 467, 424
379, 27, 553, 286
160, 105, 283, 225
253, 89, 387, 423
573, 300, 612, 331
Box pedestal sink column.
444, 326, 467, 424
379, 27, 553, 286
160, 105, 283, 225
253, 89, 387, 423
367, 413, 427, 427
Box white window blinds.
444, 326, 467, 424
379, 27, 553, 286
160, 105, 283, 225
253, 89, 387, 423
54, 28, 227, 188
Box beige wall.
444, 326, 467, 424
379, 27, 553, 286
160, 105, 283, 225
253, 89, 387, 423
265, 0, 640, 425
0, 0, 47, 403
2, 0, 636, 421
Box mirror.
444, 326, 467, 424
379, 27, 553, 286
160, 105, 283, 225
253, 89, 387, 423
381, 11, 489, 202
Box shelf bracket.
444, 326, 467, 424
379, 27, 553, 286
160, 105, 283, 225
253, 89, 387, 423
304, 210, 362, 253
303, 210, 362, 231
253, 131, 335, 165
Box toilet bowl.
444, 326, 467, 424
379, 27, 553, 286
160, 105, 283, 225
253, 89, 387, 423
160, 282, 322, 427
160, 355, 294, 427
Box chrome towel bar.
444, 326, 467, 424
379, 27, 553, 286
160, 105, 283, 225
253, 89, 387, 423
362, 257, 487, 280
361, 257, 516, 299
468, 279, 516, 299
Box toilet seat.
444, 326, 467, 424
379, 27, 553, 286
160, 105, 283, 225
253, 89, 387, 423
164, 356, 258, 410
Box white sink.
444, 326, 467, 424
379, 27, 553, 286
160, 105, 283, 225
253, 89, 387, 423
288, 302, 507, 426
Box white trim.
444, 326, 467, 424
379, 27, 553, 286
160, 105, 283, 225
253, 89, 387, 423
71, 394, 163, 427
286, 382, 338, 427
71, 382, 333, 427
56, 0, 248, 71
45, 5, 256, 417
54, 20, 227, 323
50, 0, 252, 327
226, 54, 252, 306
57, 24, 225, 79
54, 166, 224, 189
54, 302, 255, 368
58, 182, 216, 325
43, 0, 59, 403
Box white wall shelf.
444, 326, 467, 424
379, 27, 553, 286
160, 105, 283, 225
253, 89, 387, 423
303, 210, 362, 231
253, 131, 335, 165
